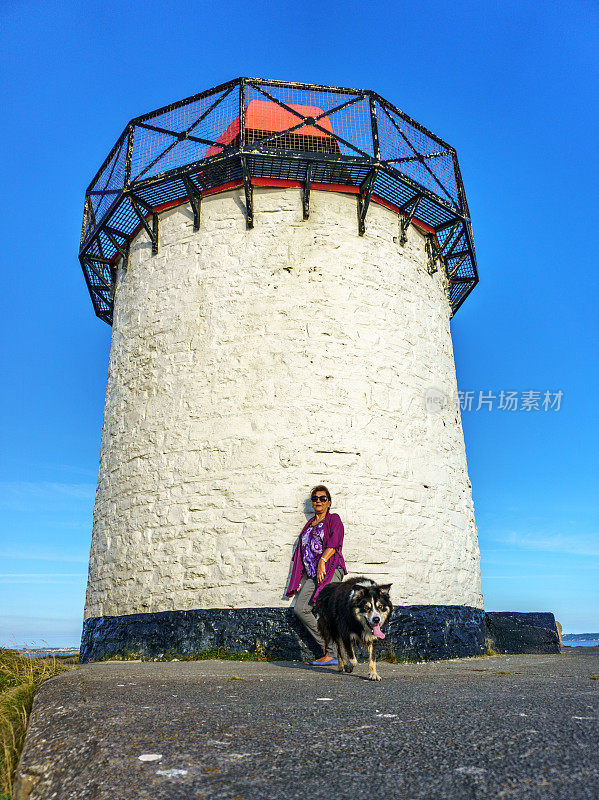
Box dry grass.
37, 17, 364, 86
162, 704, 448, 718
103, 644, 271, 662
484, 639, 499, 657
0, 648, 75, 799
184, 645, 270, 662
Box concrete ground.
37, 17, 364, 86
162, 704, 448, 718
14, 648, 599, 800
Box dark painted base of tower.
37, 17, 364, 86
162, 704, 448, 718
485, 611, 561, 655
80, 605, 488, 664
80, 606, 562, 664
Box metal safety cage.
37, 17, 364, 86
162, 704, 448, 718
79, 77, 478, 324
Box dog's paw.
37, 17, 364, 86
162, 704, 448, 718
368, 672, 381, 681
344, 664, 354, 674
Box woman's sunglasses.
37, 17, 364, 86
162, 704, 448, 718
311, 495, 329, 504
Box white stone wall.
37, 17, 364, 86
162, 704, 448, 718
85, 187, 483, 619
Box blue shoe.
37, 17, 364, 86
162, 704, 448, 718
309, 657, 339, 666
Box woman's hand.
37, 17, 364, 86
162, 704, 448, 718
317, 558, 326, 583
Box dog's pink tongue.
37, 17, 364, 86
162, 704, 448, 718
372, 624, 385, 639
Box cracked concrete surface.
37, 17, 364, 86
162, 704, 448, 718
14, 648, 599, 799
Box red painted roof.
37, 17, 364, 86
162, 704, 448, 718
205, 99, 336, 158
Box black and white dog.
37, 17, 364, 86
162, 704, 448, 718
315, 577, 393, 681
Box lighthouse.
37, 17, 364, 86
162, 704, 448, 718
79, 78, 483, 662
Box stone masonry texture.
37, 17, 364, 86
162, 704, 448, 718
79, 605, 487, 663
84, 186, 483, 620
485, 612, 561, 654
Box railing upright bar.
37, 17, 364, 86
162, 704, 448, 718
239, 78, 246, 148
369, 94, 380, 161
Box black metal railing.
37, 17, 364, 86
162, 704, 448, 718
79, 77, 478, 324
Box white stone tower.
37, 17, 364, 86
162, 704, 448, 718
79, 78, 483, 661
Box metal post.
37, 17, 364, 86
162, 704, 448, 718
82, 256, 112, 291
437, 220, 460, 253
426, 237, 439, 275
183, 175, 201, 230
399, 195, 422, 245
152, 213, 159, 255
241, 156, 254, 229
129, 195, 159, 253
357, 168, 378, 236
451, 151, 468, 216
239, 79, 253, 229
105, 227, 128, 261
239, 78, 246, 149
369, 95, 380, 161
125, 124, 135, 187
303, 163, 312, 220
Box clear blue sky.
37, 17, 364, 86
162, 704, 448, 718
1, 0, 597, 647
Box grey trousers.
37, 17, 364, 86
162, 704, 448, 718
293, 568, 344, 657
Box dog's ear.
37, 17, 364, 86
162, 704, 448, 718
349, 587, 366, 602
377, 583, 392, 596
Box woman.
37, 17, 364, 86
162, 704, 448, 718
286, 485, 347, 665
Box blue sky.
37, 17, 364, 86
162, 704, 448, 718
1, 0, 597, 646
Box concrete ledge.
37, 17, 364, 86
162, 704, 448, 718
13, 651, 599, 800
80, 605, 487, 663
485, 611, 561, 654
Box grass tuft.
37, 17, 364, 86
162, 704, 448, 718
484, 639, 499, 657
381, 647, 411, 664
383, 647, 400, 664
102, 644, 272, 663
0, 647, 75, 798
176, 645, 270, 662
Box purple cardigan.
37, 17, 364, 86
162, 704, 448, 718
286, 512, 347, 600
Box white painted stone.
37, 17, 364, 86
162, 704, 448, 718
85, 187, 483, 618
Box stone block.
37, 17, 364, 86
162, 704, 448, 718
485, 612, 561, 654
80, 605, 486, 663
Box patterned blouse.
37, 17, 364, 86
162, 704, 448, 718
301, 521, 325, 578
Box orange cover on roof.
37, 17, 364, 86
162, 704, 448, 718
246, 100, 334, 136
204, 99, 335, 158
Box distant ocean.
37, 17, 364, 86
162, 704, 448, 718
563, 640, 599, 648
562, 634, 599, 648
17, 648, 80, 659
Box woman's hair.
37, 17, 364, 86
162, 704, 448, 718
310, 484, 331, 503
